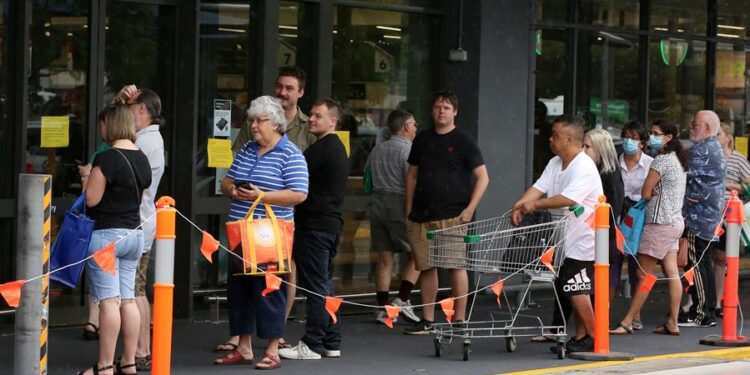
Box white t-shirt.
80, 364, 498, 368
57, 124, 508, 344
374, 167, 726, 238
532, 152, 603, 261
136, 125, 165, 253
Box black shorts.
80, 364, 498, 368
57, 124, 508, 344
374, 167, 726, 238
556, 258, 594, 296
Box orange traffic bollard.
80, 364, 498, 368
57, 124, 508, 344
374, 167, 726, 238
701, 190, 750, 347
152, 196, 177, 375
569, 195, 633, 361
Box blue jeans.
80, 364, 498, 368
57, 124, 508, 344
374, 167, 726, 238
86, 228, 143, 301
293, 229, 341, 353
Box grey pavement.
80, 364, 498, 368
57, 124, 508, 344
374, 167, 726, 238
2, 279, 750, 375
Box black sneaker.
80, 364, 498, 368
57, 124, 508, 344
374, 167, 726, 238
680, 318, 717, 328
567, 335, 594, 353
677, 310, 695, 326
451, 320, 467, 337
403, 321, 434, 335
715, 308, 723, 318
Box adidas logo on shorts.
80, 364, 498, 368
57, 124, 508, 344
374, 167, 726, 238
563, 268, 592, 292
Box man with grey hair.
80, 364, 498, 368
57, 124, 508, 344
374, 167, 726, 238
365, 109, 421, 324
680, 110, 726, 328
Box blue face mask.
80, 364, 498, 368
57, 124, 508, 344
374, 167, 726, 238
648, 135, 665, 150
622, 139, 640, 155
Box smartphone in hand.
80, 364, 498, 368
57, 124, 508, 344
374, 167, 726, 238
235, 181, 253, 190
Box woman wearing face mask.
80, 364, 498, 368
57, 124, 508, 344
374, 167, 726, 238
610, 118, 687, 336
614, 122, 653, 330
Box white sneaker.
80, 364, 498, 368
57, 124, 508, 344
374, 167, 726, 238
375, 310, 398, 324
321, 348, 341, 358
392, 297, 421, 323
278, 341, 321, 360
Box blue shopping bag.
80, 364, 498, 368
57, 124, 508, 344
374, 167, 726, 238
619, 200, 647, 256
50, 194, 95, 288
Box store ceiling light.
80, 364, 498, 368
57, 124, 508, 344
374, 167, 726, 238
280, 33, 298, 38
279, 25, 298, 30
383, 35, 401, 40
654, 27, 668, 31
718, 24, 745, 30
717, 33, 740, 38
376, 26, 401, 32
218, 27, 244, 33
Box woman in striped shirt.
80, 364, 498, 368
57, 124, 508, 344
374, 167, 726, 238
216, 96, 309, 370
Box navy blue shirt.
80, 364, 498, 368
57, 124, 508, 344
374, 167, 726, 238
684, 136, 726, 240
226, 134, 309, 221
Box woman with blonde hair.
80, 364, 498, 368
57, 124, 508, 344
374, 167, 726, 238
583, 128, 625, 241
79, 103, 152, 374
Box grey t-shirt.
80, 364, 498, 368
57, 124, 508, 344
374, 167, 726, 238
365, 135, 411, 194
646, 152, 686, 225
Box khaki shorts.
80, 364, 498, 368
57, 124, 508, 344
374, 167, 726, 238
369, 193, 410, 253
134, 252, 150, 297
407, 216, 464, 271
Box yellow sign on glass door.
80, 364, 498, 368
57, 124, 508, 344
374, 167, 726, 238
40, 116, 70, 148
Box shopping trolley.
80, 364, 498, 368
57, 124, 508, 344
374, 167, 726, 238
428, 209, 579, 360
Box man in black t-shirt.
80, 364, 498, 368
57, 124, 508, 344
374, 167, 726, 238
279, 99, 349, 360
403, 91, 489, 335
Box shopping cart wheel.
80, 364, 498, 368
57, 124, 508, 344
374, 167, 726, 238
462, 341, 471, 361
433, 337, 443, 357
506, 337, 517, 353
556, 342, 566, 359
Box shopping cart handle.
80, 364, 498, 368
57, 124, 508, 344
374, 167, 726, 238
426, 230, 435, 240
569, 205, 585, 217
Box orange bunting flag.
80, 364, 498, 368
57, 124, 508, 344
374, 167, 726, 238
491, 280, 505, 308
383, 305, 401, 329
541, 247, 556, 275
325, 296, 344, 325
200, 231, 220, 263
615, 225, 625, 255
684, 268, 695, 287
714, 225, 725, 237
639, 273, 658, 292
440, 298, 455, 323
0, 279, 25, 308
585, 212, 596, 229
261, 273, 282, 296
93, 242, 116, 276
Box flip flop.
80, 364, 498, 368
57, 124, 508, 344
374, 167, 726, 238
214, 341, 239, 352
653, 324, 680, 336
530, 334, 556, 343
82, 322, 99, 341
609, 323, 634, 335
255, 353, 281, 370
632, 319, 644, 330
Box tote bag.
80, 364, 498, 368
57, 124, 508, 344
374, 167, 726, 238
225, 195, 294, 275
50, 194, 95, 288
619, 199, 647, 256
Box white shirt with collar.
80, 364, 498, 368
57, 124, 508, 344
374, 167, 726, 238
619, 152, 654, 202
136, 124, 165, 252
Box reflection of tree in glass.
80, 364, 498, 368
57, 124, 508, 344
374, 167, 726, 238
105, 3, 160, 92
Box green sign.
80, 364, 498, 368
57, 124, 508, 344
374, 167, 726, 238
590, 98, 629, 122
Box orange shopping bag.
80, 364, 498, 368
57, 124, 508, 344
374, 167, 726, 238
226, 195, 294, 275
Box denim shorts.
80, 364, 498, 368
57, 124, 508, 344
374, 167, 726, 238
86, 228, 143, 302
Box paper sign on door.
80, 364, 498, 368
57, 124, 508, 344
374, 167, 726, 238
207, 138, 233, 168
41, 116, 70, 148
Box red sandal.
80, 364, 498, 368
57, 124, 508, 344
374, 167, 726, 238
255, 353, 281, 370
214, 349, 254, 365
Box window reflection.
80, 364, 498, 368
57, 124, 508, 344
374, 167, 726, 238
27, 1, 89, 197
535, 0, 569, 23
331, 6, 439, 292
578, 0, 639, 29
534, 28, 569, 179
278, 1, 312, 110
715, 43, 750, 136
576, 32, 639, 137
718, 0, 750, 39
0, 0, 11, 199
651, 0, 707, 36
196, 1, 255, 199
648, 39, 706, 137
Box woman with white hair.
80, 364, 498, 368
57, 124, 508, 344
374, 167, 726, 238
216, 95, 309, 369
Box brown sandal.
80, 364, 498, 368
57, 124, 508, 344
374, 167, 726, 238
609, 323, 634, 335
653, 324, 680, 336
214, 349, 254, 365
255, 353, 281, 370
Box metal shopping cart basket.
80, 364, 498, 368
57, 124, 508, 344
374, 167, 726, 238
428, 209, 578, 360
